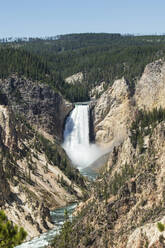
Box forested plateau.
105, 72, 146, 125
1, 33, 165, 101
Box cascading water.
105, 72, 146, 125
16, 104, 107, 248
62, 104, 107, 169
63, 105, 90, 168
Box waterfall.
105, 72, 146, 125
16, 105, 108, 248
63, 104, 106, 169
63, 105, 90, 168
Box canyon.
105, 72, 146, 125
1, 58, 165, 247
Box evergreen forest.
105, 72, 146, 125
1, 33, 165, 101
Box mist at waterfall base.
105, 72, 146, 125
16, 105, 119, 248
62, 105, 109, 169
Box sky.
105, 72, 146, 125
0, 0, 165, 38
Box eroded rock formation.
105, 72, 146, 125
0, 76, 73, 140
0, 77, 85, 240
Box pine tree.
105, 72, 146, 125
0, 210, 27, 248
52, 209, 73, 248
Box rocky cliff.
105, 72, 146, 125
52, 59, 165, 247
93, 59, 165, 147
93, 77, 135, 147
0, 77, 85, 240
0, 76, 73, 140
135, 59, 165, 110
65, 72, 84, 84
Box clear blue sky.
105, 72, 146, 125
1, 0, 165, 38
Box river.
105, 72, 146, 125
16, 168, 97, 248
16, 203, 77, 248
16, 104, 99, 248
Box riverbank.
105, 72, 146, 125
16, 203, 77, 248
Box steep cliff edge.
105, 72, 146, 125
93, 59, 165, 146
135, 59, 165, 110
0, 76, 73, 140
93, 77, 135, 146
0, 77, 85, 240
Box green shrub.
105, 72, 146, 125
157, 222, 165, 232
0, 210, 27, 248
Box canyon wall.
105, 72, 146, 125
0, 76, 73, 140
0, 77, 85, 240
93, 59, 165, 146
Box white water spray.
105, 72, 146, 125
62, 105, 107, 168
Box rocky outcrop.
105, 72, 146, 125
0, 106, 15, 206
135, 59, 165, 110
0, 76, 73, 140
93, 77, 135, 146
65, 72, 84, 84
90, 81, 106, 99
93, 59, 165, 146
127, 216, 165, 248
